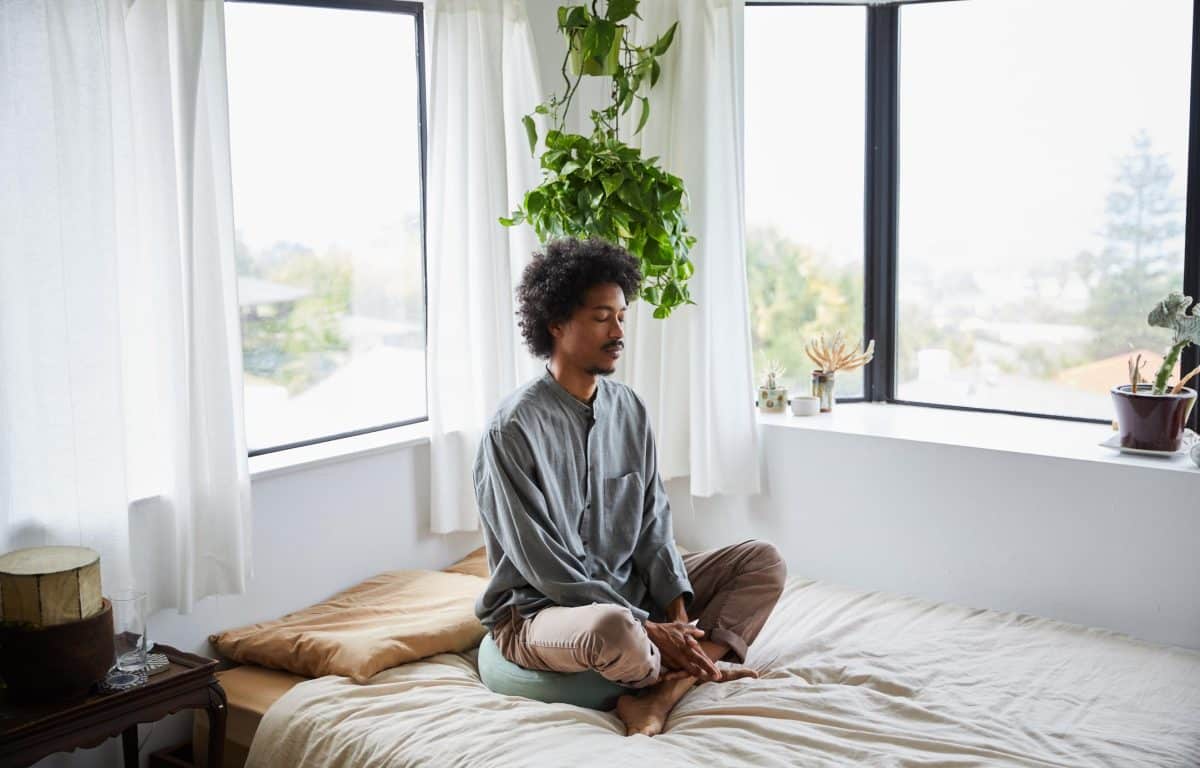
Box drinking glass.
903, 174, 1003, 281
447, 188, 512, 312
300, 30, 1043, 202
111, 589, 149, 672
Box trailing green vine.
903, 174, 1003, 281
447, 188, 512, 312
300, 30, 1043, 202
500, 1, 695, 319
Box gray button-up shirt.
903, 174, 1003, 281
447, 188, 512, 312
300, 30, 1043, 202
473, 368, 693, 629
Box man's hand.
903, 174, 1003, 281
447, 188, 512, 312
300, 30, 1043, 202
644, 620, 721, 682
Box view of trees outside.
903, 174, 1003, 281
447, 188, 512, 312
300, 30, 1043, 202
746, 2, 1191, 419
898, 0, 1190, 418
745, 7, 866, 399
225, 4, 425, 452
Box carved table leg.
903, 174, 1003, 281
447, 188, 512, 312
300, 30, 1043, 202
122, 725, 138, 767
206, 681, 228, 768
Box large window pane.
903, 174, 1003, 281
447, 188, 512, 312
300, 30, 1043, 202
898, 0, 1191, 418
746, 7, 866, 399
225, 3, 425, 452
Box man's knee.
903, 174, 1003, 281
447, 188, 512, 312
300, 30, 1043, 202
745, 540, 788, 597
582, 604, 644, 655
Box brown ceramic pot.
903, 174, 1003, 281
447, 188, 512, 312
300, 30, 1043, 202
0, 597, 114, 701
1110, 385, 1197, 452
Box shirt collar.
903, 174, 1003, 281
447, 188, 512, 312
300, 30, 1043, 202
542, 366, 607, 420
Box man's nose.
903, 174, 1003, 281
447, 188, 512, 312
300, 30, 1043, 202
610, 320, 624, 339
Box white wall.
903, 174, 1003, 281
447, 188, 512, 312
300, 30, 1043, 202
667, 418, 1200, 650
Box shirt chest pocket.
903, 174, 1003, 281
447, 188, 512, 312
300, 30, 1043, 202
602, 471, 644, 552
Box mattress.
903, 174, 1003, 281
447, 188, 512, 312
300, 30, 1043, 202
243, 578, 1200, 767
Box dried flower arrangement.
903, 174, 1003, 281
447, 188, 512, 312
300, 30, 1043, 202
805, 332, 876, 375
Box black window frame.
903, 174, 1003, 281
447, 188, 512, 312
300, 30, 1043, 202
749, 0, 1200, 431
226, 0, 430, 457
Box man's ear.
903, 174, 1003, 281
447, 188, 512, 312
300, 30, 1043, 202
548, 319, 564, 339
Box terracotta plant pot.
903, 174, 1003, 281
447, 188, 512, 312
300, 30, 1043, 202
1110, 384, 1197, 452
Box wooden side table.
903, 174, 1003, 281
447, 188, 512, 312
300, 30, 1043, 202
0, 644, 226, 768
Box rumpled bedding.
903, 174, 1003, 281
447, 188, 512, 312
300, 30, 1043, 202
245, 578, 1200, 767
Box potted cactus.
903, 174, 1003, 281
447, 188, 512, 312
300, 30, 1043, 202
758, 360, 788, 414
1112, 292, 1200, 452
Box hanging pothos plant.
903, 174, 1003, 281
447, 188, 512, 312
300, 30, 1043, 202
499, 0, 695, 319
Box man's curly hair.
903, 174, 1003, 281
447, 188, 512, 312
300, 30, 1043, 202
516, 238, 642, 359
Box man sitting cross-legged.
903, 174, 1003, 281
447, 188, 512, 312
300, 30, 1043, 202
474, 237, 787, 737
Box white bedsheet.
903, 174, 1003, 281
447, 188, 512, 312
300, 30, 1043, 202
245, 579, 1200, 767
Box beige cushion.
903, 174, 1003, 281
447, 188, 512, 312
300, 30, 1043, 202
443, 546, 490, 579
209, 569, 488, 683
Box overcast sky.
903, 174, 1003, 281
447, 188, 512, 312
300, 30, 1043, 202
225, 0, 1191, 285
745, 0, 1193, 275
223, 3, 422, 256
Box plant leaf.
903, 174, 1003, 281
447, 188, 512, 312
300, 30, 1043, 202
522, 115, 537, 156
659, 186, 683, 211
635, 97, 651, 134
653, 22, 678, 56
606, 0, 639, 23
650, 59, 661, 87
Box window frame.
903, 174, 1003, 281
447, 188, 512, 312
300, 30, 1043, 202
747, 0, 1200, 430
226, 0, 430, 457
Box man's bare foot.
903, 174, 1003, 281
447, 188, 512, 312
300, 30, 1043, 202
615, 692, 669, 737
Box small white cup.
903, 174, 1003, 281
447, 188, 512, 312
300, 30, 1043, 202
790, 396, 819, 417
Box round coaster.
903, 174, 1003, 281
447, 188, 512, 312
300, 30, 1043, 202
102, 668, 147, 692
146, 653, 169, 675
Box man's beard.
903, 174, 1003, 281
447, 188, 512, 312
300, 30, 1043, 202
586, 365, 616, 376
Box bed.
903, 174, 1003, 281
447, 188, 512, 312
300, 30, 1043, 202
202, 576, 1200, 767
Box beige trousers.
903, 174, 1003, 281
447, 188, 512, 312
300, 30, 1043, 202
491, 539, 787, 689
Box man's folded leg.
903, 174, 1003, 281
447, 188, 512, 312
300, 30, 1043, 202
679, 539, 788, 663
492, 603, 662, 688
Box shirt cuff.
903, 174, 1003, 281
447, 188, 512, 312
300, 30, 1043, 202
648, 550, 694, 614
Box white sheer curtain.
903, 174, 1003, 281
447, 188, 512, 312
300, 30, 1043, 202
0, 0, 252, 614
426, 0, 544, 533
618, 0, 762, 497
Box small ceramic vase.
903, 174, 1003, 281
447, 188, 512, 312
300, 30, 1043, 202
758, 386, 788, 414
812, 370, 836, 413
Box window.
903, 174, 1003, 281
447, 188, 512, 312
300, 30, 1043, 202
224, 1, 426, 454
897, 0, 1193, 420
746, 0, 1198, 426
745, 6, 867, 398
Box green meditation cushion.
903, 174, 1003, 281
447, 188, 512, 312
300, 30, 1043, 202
477, 631, 633, 711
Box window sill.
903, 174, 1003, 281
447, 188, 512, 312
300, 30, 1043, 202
248, 421, 432, 481
757, 402, 1198, 474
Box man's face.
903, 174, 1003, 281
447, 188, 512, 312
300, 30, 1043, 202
549, 282, 627, 376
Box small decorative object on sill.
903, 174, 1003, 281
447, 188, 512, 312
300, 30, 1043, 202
1111, 292, 1199, 452
811, 370, 835, 413
0, 546, 114, 701
805, 332, 876, 413
791, 395, 819, 417
758, 360, 788, 414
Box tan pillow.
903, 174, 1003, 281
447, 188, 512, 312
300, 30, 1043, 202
443, 546, 490, 579
209, 569, 488, 683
